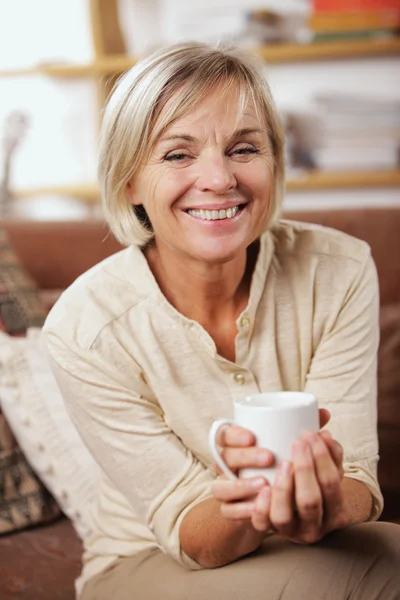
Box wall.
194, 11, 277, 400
0, 0, 399, 219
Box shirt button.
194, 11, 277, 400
233, 373, 246, 385
240, 316, 251, 328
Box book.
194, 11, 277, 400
314, 0, 400, 12
312, 29, 398, 41
309, 10, 400, 32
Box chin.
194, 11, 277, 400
189, 239, 248, 265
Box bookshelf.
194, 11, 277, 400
1, 37, 400, 78
3, 0, 400, 202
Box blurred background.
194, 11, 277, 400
0, 0, 399, 221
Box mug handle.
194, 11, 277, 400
208, 419, 238, 481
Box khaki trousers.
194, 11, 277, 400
81, 522, 400, 600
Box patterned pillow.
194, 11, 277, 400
0, 230, 61, 534
0, 231, 46, 334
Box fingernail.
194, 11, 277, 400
304, 432, 319, 446
239, 432, 254, 445
250, 478, 266, 489
276, 461, 291, 483
292, 440, 306, 455
280, 461, 292, 475
256, 448, 271, 466
259, 487, 271, 508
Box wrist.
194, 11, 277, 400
180, 498, 266, 568
341, 477, 373, 526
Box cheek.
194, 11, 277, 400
239, 159, 274, 196
163, 168, 194, 195
135, 167, 167, 212
147, 167, 193, 210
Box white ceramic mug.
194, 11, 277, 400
209, 392, 319, 485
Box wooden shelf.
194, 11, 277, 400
0, 64, 95, 78
95, 55, 137, 74
287, 170, 400, 191
14, 184, 100, 202
1, 37, 399, 78
257, 37, 400, 64
14, 171, 400, 203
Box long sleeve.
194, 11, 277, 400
44, 330, 214, 569
304, 250, 383, 518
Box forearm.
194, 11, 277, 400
342, 477, 373, 525
180, 497, 266, 568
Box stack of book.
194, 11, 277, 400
244, 8, 312, 46
310, 0, 400, 42
312, 93, 400, 172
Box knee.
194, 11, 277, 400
336, 521, 400, 580
357, 521, 400, 555
350, 522, 400, 598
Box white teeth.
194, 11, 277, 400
187, 205, 240, 221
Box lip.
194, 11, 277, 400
183, 203, 248, 224
182, 201, 247, 211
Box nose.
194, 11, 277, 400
195, 155, 237, 194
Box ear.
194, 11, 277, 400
127, 179, 142, 206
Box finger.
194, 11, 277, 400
292, 440, 323, 542
269, 461, 296, 537
251, 486, 271, 532
212, 477, 267, 503
214, 464, 224, 476
319, 408, 330, 429
215, 425, 255, 447
220, 446, 274, 472
302, 432, 343, 526
319, 431, 344, 477
220, 500, 255, 521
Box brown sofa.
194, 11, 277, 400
1, 207, 399, 600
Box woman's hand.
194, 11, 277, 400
212, 409, 349, 542
252, 426, 348, 543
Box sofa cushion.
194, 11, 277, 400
0, 230, 61, 534
378, 303, 400, 520
0, 517, 81, 600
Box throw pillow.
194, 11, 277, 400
0, 230, 61, 534
0, 230, 46, 335
0, 329, 99, 540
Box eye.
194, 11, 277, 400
164, 152, 190, 162
229, 144, 259, 158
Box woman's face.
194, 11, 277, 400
128, 86, 275, 265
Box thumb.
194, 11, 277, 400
319, 408, 330, 429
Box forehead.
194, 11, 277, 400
156, 84, 266, 139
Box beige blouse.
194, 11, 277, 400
43, 219, 383, 596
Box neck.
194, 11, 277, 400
145, 240, 257, 328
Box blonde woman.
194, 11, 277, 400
43, 43, 400, 599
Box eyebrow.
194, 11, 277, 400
159, 128, 264, 144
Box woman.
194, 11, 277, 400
43, 43, 400, 599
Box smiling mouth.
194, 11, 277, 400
186, 204, 245, 221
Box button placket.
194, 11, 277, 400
228, 366, 260, 399
233, 372, 246, 385
240, 316, 251, 328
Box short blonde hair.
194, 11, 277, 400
99, 42, 285, 247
